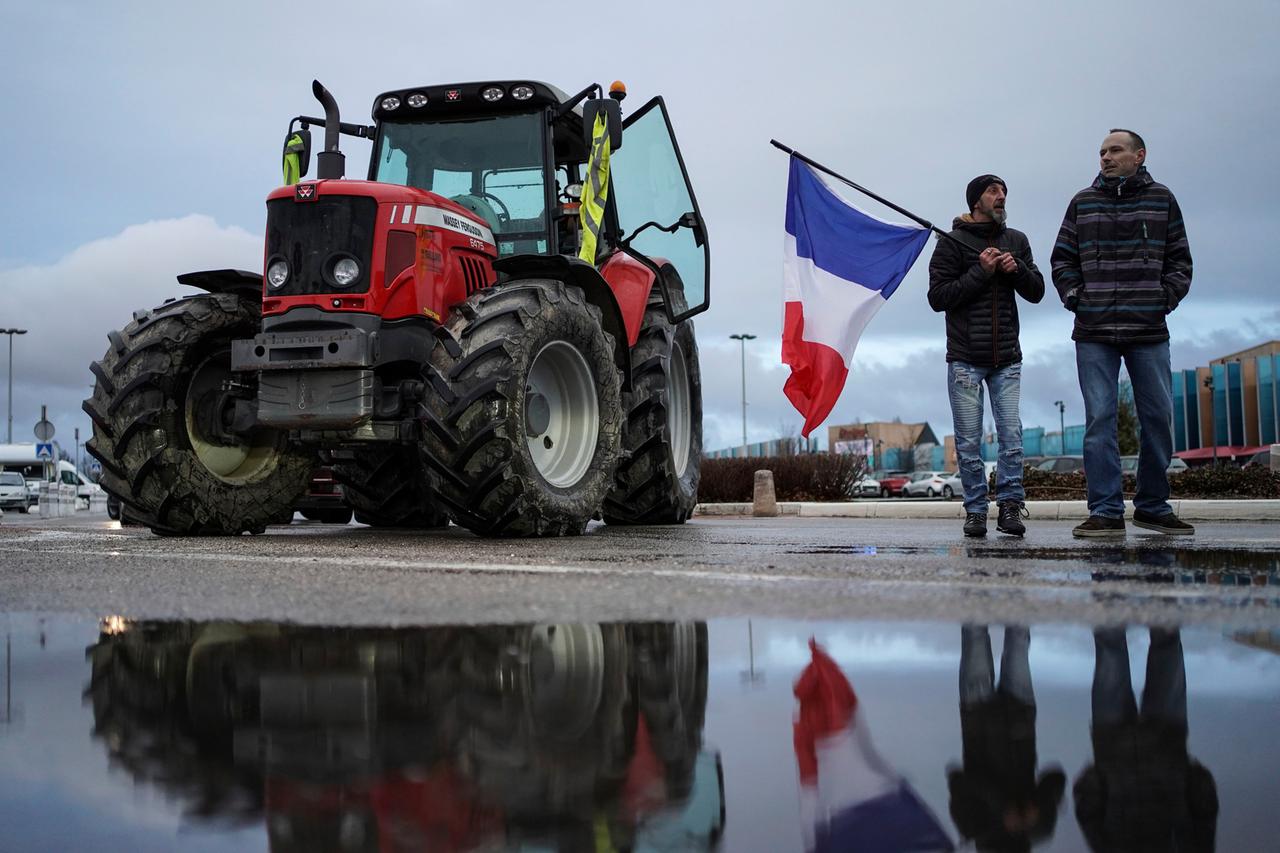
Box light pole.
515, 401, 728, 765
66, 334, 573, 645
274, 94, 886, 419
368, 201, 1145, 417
3, 329, 28, 444
1203, 375, 1218, 466
1054, 400, 1065, 453
729, 333, 756, 457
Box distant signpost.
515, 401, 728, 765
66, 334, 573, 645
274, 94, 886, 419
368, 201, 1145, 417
34, 411, 55, 442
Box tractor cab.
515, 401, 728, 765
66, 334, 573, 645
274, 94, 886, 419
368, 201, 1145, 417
289, 79, 710, 322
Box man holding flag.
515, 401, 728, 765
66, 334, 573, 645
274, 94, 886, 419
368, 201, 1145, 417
928, 175, 1044, 538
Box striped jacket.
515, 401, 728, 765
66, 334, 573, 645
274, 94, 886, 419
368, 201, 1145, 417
1050, 167, 1192, 344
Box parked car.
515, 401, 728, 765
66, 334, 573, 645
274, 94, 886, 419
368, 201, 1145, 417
872, 470, 911, 498
1035, 456, 1085, 473
1243, 449, 1274, 469
293, 467, 353, 524
903, 471, 960, 498
1120, 455, 1188, 476
0, 471, 29, 513
852, 475, 881, 498
1023, 456, 1045, 470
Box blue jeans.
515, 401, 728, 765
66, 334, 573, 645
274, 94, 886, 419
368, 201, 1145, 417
1076, 340, 1173, 518
948, 361, 1024, 514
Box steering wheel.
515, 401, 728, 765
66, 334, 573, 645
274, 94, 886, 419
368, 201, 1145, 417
478, 192, 511, 226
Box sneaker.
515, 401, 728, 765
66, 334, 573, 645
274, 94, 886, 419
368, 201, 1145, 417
963, 512, 988, 538
997, 501, 1028, 537
1072, 515, 1126, 538
1133, 510, 1195, 535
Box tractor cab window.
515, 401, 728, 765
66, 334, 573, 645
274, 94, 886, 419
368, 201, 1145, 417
375, 112, 550, 256
610, 97, 710, 321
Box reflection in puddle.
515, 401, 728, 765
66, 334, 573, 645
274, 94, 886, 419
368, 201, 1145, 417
2, 617, 1279, 851
85, 620, 723, 851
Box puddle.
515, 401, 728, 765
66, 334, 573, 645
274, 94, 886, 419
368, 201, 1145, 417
2, 615, 1279, 851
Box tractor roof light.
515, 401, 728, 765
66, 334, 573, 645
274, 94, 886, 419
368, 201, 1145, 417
406, 92, 428, 108
481, 86, 505, 103
380, 95, 402, 111
510, 84, 535, 101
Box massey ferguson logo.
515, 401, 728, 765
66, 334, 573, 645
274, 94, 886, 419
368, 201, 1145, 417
295, 183, 317, 202
445, 89, 461, 102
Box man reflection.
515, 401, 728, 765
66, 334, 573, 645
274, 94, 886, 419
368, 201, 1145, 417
1074, 626, 1219, 852
948, 624, 1066, 852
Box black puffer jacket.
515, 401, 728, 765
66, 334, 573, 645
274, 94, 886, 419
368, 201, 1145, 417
928, 216, 1045, 367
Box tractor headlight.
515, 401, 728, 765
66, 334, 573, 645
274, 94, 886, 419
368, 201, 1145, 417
380, 95, 402, 111
266, 259, 289, 289
480, 86, 504, 103
510, 84, 535, 101
406, 92, 428, 108
332, 257, 360, 287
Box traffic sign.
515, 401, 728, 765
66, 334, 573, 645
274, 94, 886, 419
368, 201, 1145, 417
34, 419, 54, 441
36, 442, 54, 460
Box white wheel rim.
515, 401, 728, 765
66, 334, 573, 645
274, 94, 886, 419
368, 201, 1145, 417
525, 341, 599, 488
525, 624, 605, 739
669, 339, 692, 478
185, 354, 279, 484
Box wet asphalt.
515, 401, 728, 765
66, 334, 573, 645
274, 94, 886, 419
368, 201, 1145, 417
1, 511, 1277, 628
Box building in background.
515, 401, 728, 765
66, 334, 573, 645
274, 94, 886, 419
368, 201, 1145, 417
826, 421, 939, 471
705, 434, 819, 459
1173, 340, 1279, 463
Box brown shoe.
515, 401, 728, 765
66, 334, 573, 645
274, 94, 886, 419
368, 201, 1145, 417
1072, 515, 1126, 538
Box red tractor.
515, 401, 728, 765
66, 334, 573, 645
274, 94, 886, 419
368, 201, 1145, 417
84, 79, 708, 536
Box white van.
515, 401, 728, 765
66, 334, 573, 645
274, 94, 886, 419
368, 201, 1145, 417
52, 460, 104, 501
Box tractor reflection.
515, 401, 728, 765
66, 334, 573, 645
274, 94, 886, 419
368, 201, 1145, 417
86, 620, 724, 851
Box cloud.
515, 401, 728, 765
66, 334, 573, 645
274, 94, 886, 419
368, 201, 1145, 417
0, 216, 259, 446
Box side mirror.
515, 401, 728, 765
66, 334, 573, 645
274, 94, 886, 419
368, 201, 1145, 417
582, 98, 622, 152
282, 128, 312, 185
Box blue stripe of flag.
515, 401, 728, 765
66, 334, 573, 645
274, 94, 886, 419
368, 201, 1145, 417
785, 157, 930, 298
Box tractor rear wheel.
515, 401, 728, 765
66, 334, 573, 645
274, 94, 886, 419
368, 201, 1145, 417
603, 292, 702, 525
420, 280, 621, 537
83, 293, 311, 535
333, 447, 448, 528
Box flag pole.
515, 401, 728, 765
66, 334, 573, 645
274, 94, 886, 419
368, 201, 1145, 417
770, 139, 975, 253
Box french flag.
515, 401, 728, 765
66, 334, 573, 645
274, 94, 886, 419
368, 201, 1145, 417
783, 158, 931, 437
794, 639, 954, 853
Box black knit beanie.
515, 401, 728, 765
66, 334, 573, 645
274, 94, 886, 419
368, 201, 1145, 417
966, 174, 1007, 211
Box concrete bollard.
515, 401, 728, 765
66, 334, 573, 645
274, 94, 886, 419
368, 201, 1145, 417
38, 482, 54, 519
89, 493, 107, 513
753, 469, 778, 517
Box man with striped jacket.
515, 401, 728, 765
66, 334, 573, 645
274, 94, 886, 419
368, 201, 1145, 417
1051, 129, 1193, 538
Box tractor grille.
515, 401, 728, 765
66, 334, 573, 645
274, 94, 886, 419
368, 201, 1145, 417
266, 196, 378, 296
458, 254, 491, 295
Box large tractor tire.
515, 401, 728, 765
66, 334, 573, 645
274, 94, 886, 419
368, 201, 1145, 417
332, 446, 448, 528
83, 293, 312, 535
420, 280, 622, 537
603, 291, 702, 525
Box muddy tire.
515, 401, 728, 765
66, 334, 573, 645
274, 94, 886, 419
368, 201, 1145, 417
332, 446, 448, 528
603, 290, 702, 525
420, 280, 622, 537
82, 294, 311, 535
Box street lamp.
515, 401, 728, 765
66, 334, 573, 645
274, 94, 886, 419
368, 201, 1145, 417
1053, 400, 1065, 453
2, 328, 28, 444
729, 333, 756, 457
1203, 375, 1218, 466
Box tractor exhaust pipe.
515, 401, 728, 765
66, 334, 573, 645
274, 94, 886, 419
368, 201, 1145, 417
312, 79, 345, 180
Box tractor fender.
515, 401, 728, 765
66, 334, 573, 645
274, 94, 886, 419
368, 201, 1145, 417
177, 269, 264, 301
491, 254, 634, 387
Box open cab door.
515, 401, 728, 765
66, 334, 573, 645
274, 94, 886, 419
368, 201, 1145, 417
610, 97, 710, 323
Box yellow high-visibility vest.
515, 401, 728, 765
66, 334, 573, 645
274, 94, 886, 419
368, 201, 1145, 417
282, 133, 306, 185
578, 113, 611, 263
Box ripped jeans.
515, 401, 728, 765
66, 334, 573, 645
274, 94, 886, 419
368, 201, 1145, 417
947, 360, 1025, 514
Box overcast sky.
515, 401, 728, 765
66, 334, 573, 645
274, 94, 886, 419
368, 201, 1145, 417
2, 1, 1277, 460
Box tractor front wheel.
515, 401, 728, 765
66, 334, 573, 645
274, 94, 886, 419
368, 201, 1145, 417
83, 294, 311, 535
420, 280, 622, 537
